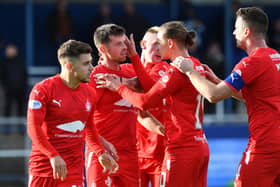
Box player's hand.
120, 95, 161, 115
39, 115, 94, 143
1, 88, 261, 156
94, 73, 121, 91
50, 155, 67, 181
98, 152, 119, 174
125, 34, 137, 58
171, 56, 194, 75
100, 137, 119, 161
201, 64, 222, 84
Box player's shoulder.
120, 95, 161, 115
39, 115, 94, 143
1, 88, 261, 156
33, 74, 60, 90
92, 64, 107, 74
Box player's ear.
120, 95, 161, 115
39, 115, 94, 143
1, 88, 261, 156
140, 40, 146, 49
168, 39, 174, 49
244, 27, 250, 37
66, 62, 73, 72
99, 45, 106, 53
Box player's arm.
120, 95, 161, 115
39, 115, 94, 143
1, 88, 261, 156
99, 135, 119, 161
125, 34, 156, 91
171, 57, 241, 103
27, 85, 67, 181
95, 69, 181, 111
137, 110, 165, 136
121, 77, 143, 92
86, 110, 118, 174
202, 64, 244, 101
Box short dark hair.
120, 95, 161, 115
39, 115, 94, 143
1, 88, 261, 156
236, 7, 269, 36
58, 39, 92, 60
93, 24, 126, 49
160, 21, 196, 48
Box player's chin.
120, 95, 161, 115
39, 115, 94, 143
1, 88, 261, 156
81, 78, 90, 83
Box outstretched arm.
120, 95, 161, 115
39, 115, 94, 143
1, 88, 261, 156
171, 57, 237, 103
137, 110, 165, 136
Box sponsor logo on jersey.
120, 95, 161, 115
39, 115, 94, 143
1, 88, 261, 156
114, 98, 132, 107
28, 100, 42, 109
52, 99, 62, 107
276, 63, 280, 71
57, 120, 85, 133
269, 53, 280, 61
85, 100, 91, 112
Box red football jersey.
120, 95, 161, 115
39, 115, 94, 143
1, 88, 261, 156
137, 61, 170, 159
225, 48, 280, 153
86, 63, 138, 153
117, 56, 207, 151
27, 75, 104, 177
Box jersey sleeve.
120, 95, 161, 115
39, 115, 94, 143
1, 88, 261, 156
116, 68, 183, 110
224, 57, 262, 92
130, 55, 156, 92
85, 87, 106, 157
27, 83, 59, 158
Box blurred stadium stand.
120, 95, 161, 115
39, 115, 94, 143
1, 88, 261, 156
0, 0, 279, 186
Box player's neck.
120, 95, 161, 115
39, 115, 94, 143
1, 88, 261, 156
170, 49, 190, 61
101, 59, 121, 71
60, 73, 80, 89
246, 38, 268, 55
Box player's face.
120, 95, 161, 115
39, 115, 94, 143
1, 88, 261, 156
72, 53, 93, 83
157, 29, 170, 60
233, 16, 247, 50
103, 34, 127, 63
142, 32, 161, 63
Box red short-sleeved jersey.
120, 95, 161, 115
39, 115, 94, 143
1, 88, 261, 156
225, 48, 280, 153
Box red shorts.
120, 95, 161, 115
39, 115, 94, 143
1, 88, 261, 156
86, 151, 140, 187
160, 144, 209, 187
139, 157, 164, 187
28, 174, 83, 187
234, 151, 280, 187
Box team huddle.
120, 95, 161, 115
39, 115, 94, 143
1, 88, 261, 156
27, 7, 280, 187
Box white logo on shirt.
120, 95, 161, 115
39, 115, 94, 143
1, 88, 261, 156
242, 61, 248, 68
158, 70, 165, 77
52, 99, 62, 107
57, 120, 85, 133
114, 98, 132, 107
85, 100, 91, 112
161, 75, 169, 83
269, 53, 280, 61
276, 63, 280, 71
105, 176, 112, 186
34, 89, 40, 95
28, 100, 42, 109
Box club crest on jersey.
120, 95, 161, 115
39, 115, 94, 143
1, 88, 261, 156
28, 100, 42, 109
57, 120, 85, 133
85, 100, 91, 112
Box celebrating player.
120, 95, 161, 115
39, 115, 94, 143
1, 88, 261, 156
85, 24, 140, 187
95, 21, 210, 187
171, 7, 280, 187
